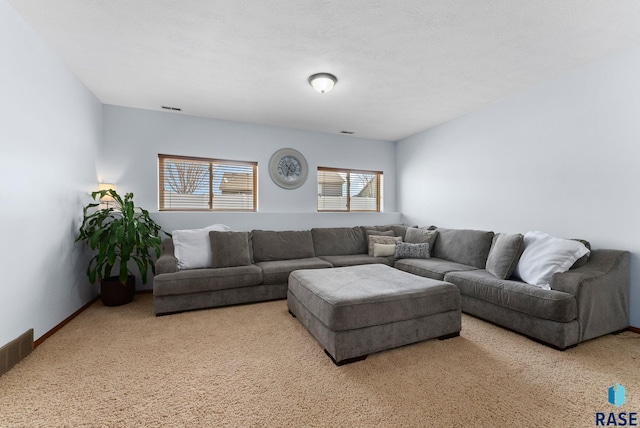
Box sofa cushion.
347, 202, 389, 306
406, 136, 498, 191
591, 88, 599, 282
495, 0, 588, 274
255, 257, 332, 285
319, 254, 393, 267
433, 228, 494, 269
444, 270, 577, 323
362, 224, 409, 239
485, 233, 524, 280
251, 230, 315, 262
311, 227, 367, 256
405, 227, 438, 249
365, 228, 394, 237
362, 225, 393, 234
388, 224, 410, 240
209, 231, 252, 268
365, 229, 395, 245
368, 235, 402, 256
513, 231, 590, 290
394, 257, 478, 281
153, 265, 263, 296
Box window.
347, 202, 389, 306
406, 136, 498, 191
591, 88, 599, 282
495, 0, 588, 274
158, 154, 257, 211
317, 167, 382, 212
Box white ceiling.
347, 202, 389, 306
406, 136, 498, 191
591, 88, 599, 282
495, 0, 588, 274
9, 0, 640, 141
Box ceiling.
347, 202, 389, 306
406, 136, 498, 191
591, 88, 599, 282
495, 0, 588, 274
9, 0, 640, 141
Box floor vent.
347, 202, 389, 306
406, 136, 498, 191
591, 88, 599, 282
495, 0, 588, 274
0, 329, 33, 377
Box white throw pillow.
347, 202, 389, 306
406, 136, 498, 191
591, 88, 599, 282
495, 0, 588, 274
172, 224, 231, 270
373, 243, 396, 257
513, 231, 590, 289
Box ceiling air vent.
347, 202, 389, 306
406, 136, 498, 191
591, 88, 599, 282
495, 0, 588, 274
161, 106, 182, 111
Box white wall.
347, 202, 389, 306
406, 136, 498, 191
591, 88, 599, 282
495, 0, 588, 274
102, 105, 399, 234
0, 0, 102, 345
397, 46, 640, 328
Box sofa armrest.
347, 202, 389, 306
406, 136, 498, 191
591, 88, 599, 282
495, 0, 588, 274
551, 249, 629, 341
156, 238, 178, 274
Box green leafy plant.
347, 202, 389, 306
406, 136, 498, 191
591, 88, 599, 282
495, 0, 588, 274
77, 189, 170, 284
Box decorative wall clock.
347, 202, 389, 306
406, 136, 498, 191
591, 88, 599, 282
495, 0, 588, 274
268, 148, 308, 189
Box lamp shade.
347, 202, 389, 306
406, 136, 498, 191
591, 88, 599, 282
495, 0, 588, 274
98, 183, 116, 202
308, 73, 337, 94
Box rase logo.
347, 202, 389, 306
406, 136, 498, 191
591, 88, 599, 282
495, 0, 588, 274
610, 384, 626, 408
596, 384, 637, 426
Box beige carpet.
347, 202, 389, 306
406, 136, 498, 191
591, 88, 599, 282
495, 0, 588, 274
1, 294, 639, 427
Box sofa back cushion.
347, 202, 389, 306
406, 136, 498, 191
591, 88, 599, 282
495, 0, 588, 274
361, 224, 409, 240
251, 230, 315, 262
311, 227, 367, 256
433, 228, 494, 269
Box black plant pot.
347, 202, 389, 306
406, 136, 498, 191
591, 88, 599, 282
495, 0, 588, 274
100, 275, 135, 307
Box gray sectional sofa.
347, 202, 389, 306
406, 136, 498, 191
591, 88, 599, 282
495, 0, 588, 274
153, 226, 396, 315
394, 228, 630, 349
153, 225, 630, 350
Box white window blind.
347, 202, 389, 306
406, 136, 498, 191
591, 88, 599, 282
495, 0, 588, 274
159, 154, 257, 211
317, 167, 382, 212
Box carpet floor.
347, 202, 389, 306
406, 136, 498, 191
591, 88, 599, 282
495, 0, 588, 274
1, 294, 639, 427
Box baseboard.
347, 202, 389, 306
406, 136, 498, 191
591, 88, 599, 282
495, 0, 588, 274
34, 290, 152, 349
628, 326, 640, 334
0, 329, 33, 377
34, 296, 100, 348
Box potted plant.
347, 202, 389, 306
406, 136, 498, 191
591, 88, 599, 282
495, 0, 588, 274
76, 189, 170, 306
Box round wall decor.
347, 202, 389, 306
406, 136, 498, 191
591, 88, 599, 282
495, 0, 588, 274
268, 148, 308, 189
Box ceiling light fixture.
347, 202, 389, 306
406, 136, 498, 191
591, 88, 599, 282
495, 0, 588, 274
308, 73, 337, 94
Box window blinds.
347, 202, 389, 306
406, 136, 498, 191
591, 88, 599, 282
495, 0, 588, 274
317, 167, 381, 212
159, 154, 257, 211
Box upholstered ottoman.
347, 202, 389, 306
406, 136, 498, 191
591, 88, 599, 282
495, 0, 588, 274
287, 264, 461, 365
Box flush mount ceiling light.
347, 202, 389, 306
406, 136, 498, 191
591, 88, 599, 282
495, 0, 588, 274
308, 73, 337, 94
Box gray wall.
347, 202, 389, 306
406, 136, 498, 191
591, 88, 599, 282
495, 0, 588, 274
102, 105, 400, 235
0, 0, 102, 345
397, 46, 640, 328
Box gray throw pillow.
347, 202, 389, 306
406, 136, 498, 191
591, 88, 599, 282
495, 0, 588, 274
388, 224, 409, 240
365, 229, 395, 243
210, 231, 252, 268
405, 227, 438, 249
395, 242, 430, 259
485, 233, 524, 279
368, 235, 402, 257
